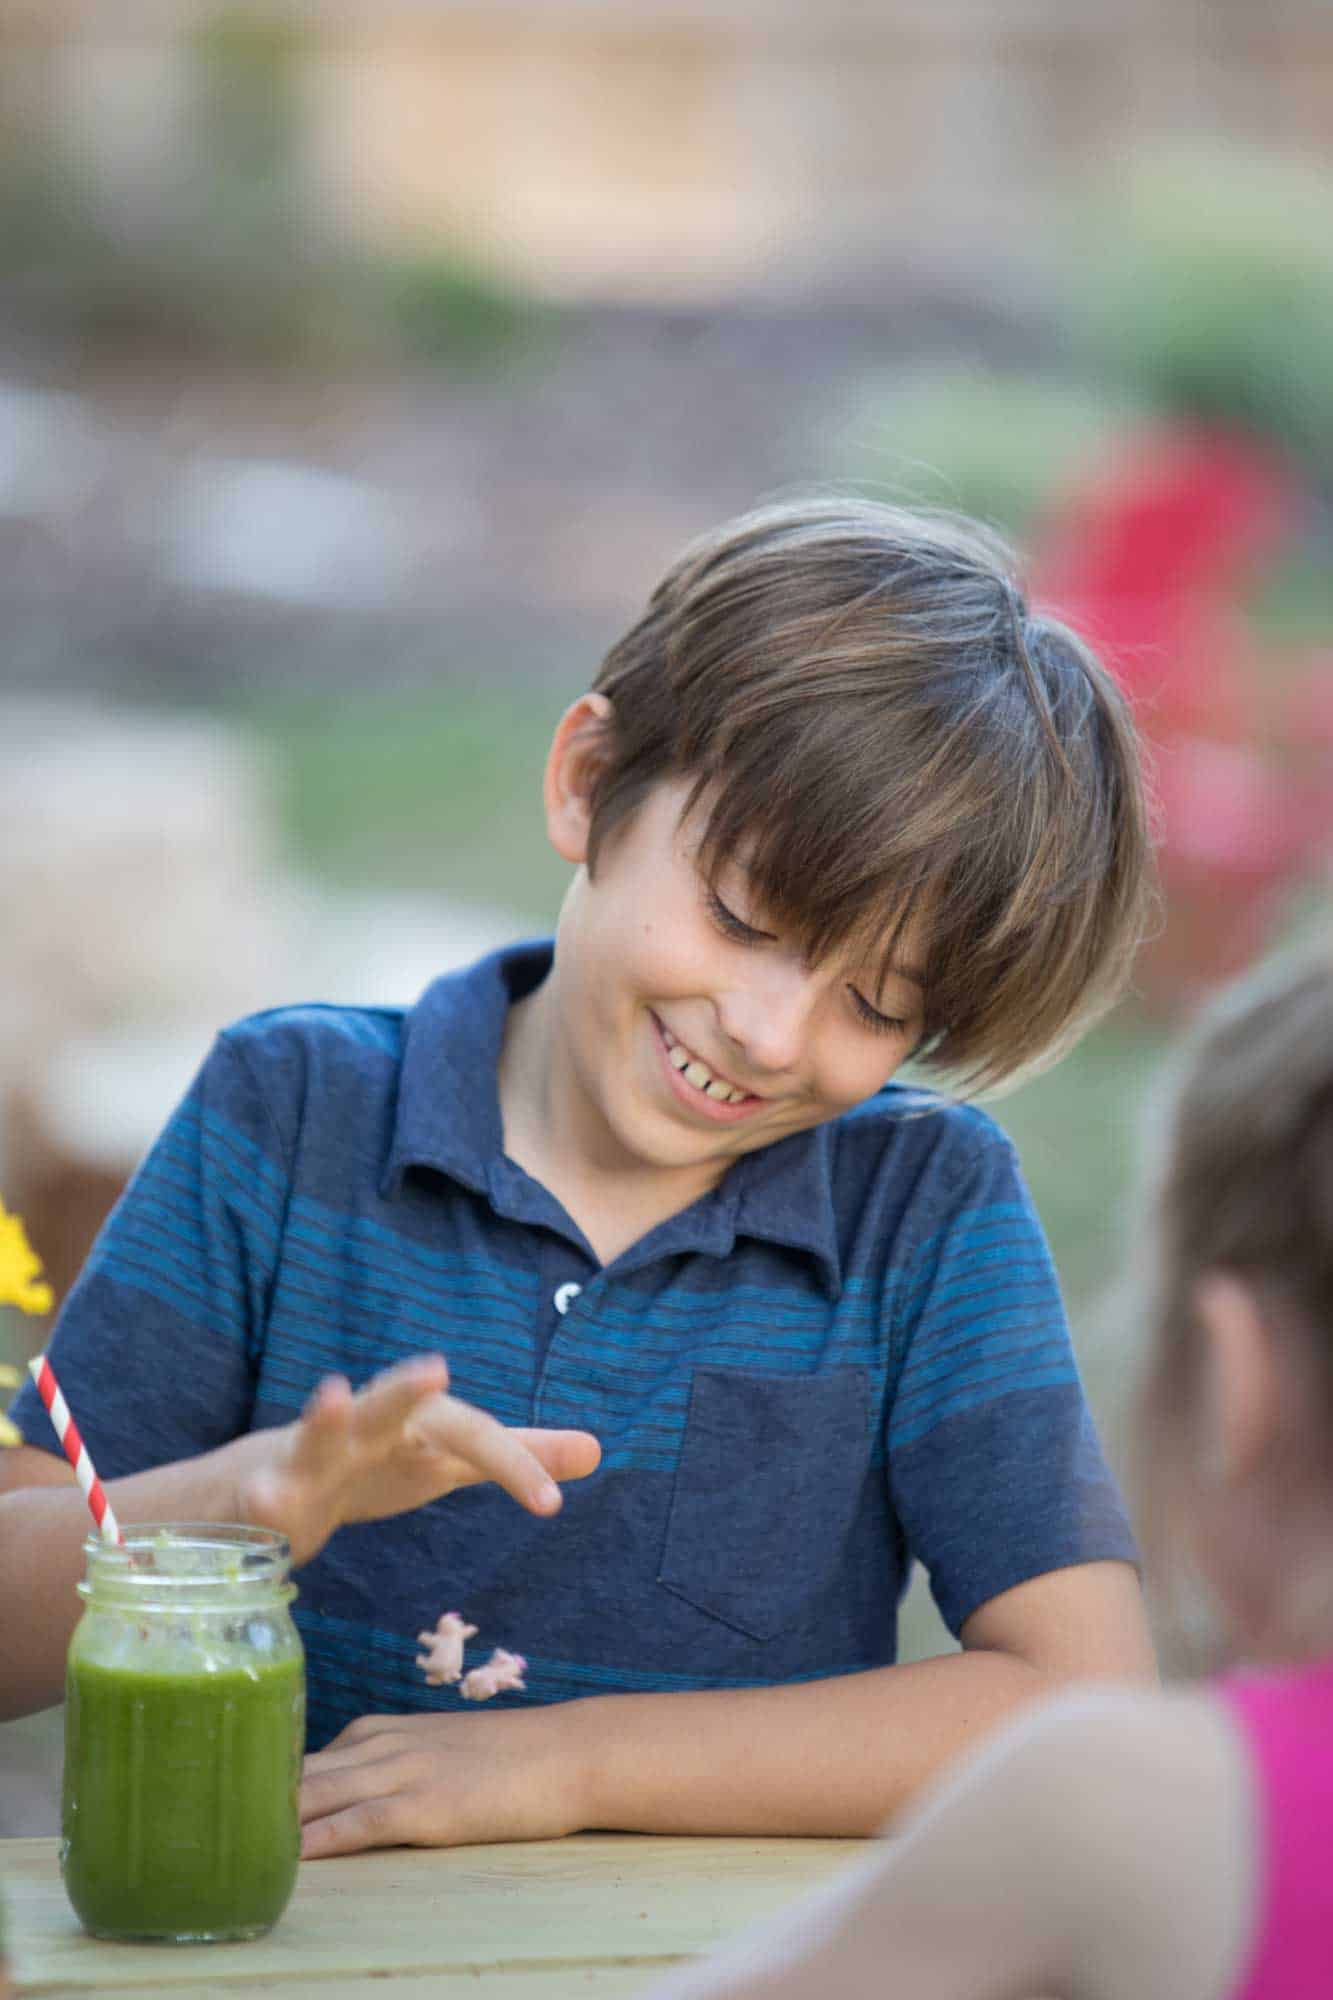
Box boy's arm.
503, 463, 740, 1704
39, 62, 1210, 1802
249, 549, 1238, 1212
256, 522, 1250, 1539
569, 1556, 1155, 1837
298, 1557, 1154, 1853
0, 1365, 599, 1722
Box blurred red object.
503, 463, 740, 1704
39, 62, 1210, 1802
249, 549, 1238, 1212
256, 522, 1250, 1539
1032, 421, 1330, 1009
1034, 423, 1296, 736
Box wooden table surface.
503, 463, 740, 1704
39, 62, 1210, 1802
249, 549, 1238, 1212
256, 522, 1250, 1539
3, 1833, 861, 1997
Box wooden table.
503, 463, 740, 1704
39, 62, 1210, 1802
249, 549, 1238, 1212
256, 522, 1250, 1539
3, 1834, 861, 1997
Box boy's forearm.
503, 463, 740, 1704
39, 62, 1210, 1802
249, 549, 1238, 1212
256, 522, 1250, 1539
0, 1436, 269, 1720
563, 1650, 1061, 1837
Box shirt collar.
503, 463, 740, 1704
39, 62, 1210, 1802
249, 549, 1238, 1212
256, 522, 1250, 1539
381, 938, 842, 1297
730, 1125, 842, 1299
381, 940, 548, 1201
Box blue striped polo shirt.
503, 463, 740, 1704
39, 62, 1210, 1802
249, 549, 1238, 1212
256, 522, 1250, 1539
11, 940, 1135, 1749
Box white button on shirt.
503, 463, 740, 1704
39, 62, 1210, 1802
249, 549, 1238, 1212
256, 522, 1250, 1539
553, 1282, 582, 1316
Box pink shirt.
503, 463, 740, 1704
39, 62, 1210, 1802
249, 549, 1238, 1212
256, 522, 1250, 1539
1216, 1657, 1333, 2000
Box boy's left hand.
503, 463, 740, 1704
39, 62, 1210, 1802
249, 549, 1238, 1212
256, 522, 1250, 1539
299, 1706, 584, 1856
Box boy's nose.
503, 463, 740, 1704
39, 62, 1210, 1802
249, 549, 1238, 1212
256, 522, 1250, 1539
715, 963, 818, 1077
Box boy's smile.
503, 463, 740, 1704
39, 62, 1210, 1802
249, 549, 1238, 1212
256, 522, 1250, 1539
651, 1012, 769, 1122
500, 754, 927, 1253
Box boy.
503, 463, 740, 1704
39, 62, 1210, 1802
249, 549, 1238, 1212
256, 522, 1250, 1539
1, 500, 1157, 1856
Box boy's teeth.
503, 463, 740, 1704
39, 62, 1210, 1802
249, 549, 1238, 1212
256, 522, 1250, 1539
663, 1029, 746, 1103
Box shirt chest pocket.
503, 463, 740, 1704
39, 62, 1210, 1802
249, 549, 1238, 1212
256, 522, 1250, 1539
657, 1366, 871, 1644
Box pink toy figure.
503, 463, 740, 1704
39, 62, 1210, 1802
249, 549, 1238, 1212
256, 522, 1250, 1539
461, 1649, 527, 1702
415, 1611, 477, 1686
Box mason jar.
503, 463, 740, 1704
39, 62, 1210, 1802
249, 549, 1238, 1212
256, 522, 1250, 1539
61, 1524, 306, 1943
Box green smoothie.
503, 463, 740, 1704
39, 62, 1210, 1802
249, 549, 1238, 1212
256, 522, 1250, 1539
61, 1649, 305, 1941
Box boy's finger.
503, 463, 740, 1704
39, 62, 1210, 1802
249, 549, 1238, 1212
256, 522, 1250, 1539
285, 1360, 454, 1494
303, 1375, 352, 1423
406, 1396, 571, 1513
300, 1797, 409, 1861
286, 1375, 354, 1475
299, 1739, 396, 1821
514, 1428, 602, 1485
348, 1354, 451, 1438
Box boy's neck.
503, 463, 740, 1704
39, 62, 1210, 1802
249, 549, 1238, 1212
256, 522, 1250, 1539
497, 976, 727, 1268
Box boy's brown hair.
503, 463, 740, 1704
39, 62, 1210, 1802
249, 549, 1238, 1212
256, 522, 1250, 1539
588, 497, 1154, 1089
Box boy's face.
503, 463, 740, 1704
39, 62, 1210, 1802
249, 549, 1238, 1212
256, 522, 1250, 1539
546, 772, 928, 1186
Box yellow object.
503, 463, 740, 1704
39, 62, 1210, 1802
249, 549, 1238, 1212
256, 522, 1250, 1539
0, 1197, 52, 1446
0, 1199, 53, 1316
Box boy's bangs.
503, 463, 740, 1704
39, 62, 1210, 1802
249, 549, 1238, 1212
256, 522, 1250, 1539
685, 746, 948, 1017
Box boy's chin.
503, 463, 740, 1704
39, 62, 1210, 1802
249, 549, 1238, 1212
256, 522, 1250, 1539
618, 1104, 762, 1170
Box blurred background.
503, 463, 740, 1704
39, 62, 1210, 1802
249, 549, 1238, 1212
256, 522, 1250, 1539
3, 0, 1332, 1830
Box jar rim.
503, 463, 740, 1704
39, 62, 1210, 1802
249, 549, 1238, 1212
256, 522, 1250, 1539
80, 1522, 293, 1599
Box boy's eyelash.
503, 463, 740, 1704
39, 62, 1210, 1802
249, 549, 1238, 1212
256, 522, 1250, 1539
708, 889, 911, 1037
848, 988, 910, 1036
706, 888, 768, 942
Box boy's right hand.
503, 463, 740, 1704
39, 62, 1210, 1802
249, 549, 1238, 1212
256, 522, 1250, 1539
233, 1356, 601, 1568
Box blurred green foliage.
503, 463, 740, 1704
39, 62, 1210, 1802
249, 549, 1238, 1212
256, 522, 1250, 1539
830, 367, 1139, 538
1245, 532, 1333, 645
829, 143, 1333, 541
192, 11, 301, 175
0, 13, 314, 359
0, 10, 542, 369
1074, 144, 1333, 476
986, 1021, 1169, 1312
235, 680, 574, 925
385, 253, 555, 370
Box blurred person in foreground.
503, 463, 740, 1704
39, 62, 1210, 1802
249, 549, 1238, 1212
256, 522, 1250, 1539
0, 500, 1155, 1855
647, 947, 1333, 2000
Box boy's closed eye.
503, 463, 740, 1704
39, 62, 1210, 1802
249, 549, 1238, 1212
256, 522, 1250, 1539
704, 887, 915, 1039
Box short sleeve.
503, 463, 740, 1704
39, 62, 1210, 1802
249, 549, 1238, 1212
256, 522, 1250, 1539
884, 1123, 1137, 1637
5, 1031, 291, 1480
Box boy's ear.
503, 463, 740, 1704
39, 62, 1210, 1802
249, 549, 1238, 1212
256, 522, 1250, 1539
1193, 1272, 1281, 1489
543, 693, 614, 865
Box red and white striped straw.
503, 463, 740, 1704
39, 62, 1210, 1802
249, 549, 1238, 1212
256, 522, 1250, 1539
27, 1353, 122, 1545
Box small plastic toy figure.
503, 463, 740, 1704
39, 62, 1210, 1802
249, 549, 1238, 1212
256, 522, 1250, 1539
414, 1611, 477, 1686
461, 1649, 528, 1702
